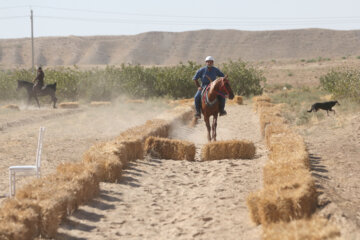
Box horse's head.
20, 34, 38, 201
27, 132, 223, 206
219, 75, 234, 100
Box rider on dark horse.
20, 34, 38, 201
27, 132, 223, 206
193, 56, 227, 119
33, 66, 45, 94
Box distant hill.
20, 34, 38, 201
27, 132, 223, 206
1, 28, 360, 68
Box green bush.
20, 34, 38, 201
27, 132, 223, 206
320, 68, 360, 102
0, 60, 265, 101
221, 59, 265, 97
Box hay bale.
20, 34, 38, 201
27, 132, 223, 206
262, 215, 342, 240
0, 198, 40, 240
125, 99, 145, 104
263, 162, 310, 187
90, 101, 111, 107
253, 95, 271, 103
253, 179, 317, 225
14, 174, 81, 238
117, 119, 170, 142
59, 102, 79, 109
228, 95, 243, 105
56, 162, 100, 203
144, 136, 195, 161
247, 191, 262, 225
201, 140, 256, 161
83, 142, 124, 182
1, 104, 20, 110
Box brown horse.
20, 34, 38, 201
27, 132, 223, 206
201, 75, 234, 141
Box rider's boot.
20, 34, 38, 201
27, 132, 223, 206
194, 112, 201, 119
219, 109, 227, 116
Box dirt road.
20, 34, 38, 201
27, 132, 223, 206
299, 113, 360, 240
52, 103, 266, 240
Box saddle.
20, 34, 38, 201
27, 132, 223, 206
201, 85, 217, 107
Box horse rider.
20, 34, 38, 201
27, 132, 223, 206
33, 66, 45, 94
193, 56, 227, 119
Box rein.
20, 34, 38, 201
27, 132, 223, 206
202, 77, 230, 106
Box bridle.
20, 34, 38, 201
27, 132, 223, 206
215, 77, 230, 98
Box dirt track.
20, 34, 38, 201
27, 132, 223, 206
1, 100, 360, 239
53, 103, 266, 240
0, 100, 169, 201
299, 113, 360, 240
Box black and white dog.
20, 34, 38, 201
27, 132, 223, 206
307, 101, 340, 115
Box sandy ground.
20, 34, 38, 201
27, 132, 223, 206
298, 113, 360, 240
46, 103, 267, 240
0, 99, 170, 201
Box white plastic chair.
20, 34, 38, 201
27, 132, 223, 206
9, 126, 45, 197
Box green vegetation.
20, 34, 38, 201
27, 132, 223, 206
320, 68, 360, 102
0, 59, 266, 102
271, 87, 325, 125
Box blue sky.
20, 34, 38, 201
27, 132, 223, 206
1, 0, 360, 39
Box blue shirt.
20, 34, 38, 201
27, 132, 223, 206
193, 66, 225, 88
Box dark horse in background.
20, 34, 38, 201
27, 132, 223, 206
201, 75, 234, 141
17, 80, 57, 108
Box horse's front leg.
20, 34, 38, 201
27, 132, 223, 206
204, 116, 211, 141
212, 115, 218, 141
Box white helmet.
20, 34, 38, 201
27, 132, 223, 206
205, 56, 214, 62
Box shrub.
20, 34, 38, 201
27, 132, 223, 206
320, 68, 360, 102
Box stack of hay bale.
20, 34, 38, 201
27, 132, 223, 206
247, 95, 342, 240
0, 104, 194, 239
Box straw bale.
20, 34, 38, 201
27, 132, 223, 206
253, 95, 271, 103
59, 102, 79, 109
90, 101, 111, 107
263, 162, 310, 187
201, 140, 256, 161
0, 221, 29, 240
144, 136, 196, 161
263, 214, 342, 240
117, 119, 170, 142
56, 162, 100, 203
268, 134, 310, 169
125, 99, 145, 104
83, 143, 124, 182
14, 174, 79, 238
257, 179, 317, 225
0, 198, 40, 240
259, 114, 286, 136
247, 191, 262, 225
228, 95, 243, 105
264, 122, 292, 147
1, 104, 20, 110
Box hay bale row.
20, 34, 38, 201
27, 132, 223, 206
262, 214, 342, 240
247, 96, 341, 239
90, 101, 111, 107
144, 136, 196, 161
201, 140, 256, 161
0, 104, 194, 239
0, 162, 100, 239
59, 102, 79, 109
1, 104, 20, 110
